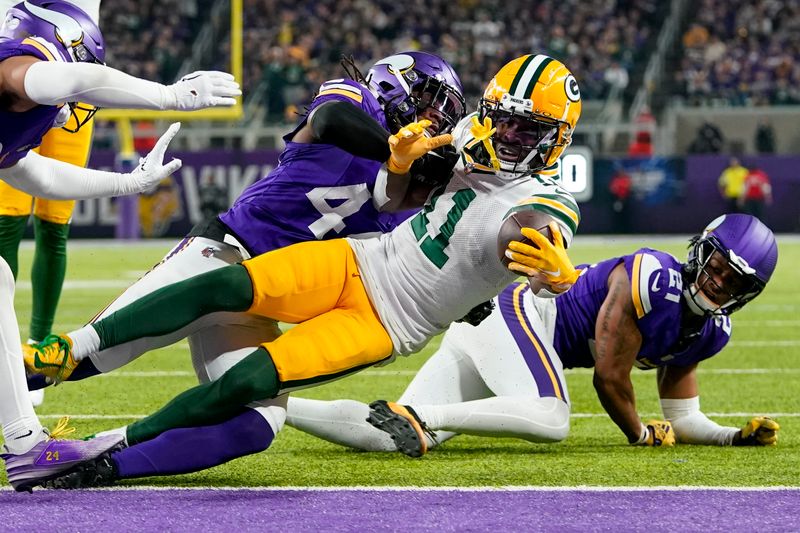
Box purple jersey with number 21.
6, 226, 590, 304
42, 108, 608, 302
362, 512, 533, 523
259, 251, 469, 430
554, 248, 732, 369
220, 78, 406, 255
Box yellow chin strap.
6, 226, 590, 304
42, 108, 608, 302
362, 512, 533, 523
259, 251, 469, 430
470, 116, 500, 170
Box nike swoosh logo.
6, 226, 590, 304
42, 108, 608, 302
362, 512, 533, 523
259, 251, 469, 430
651, 272, 661, 293
540, 268, 561, 278
14, 430, 33, 440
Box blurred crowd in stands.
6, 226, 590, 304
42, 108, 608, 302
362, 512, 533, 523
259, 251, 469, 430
96, 0, 798, 125
99, 0, 215, 84
239, 0, 663, 122
676, 0, 800, 106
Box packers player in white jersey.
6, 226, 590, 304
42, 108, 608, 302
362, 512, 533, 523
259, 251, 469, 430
0, 1, 100, 411
30, 54, 584, 488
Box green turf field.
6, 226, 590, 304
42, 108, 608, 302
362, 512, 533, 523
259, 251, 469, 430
3, 236, 799, 488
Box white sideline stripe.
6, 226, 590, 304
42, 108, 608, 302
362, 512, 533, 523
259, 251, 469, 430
96, 371, 195, 378
36, 412, 800, 420
729, 340, 800, 347
88, 368, 800, 379
17, 280, 132, 289
3, 485, 800, 492
737, 320, 800, 326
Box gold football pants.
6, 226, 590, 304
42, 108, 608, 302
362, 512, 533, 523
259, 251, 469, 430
242, 238, 393, 388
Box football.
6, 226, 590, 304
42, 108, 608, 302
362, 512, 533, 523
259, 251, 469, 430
497, 210, 560, 297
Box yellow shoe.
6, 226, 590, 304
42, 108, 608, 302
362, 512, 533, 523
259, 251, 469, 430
22, 334, 76, 385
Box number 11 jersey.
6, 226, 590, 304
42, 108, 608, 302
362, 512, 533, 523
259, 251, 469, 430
348, 113, 580, 356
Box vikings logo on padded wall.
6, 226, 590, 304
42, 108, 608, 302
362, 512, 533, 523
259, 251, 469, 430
68, 148, 592, 237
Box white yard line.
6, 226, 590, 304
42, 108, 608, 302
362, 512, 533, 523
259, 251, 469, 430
36, 411, 800, 420
85, 367, 799, 379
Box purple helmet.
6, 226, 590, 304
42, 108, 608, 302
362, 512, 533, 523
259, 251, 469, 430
684, 214, 778, 315
364, 51, 465, 135
1, 1, 105, 132
1, 1, 104, 64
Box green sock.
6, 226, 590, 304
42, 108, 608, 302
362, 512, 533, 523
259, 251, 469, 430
0, 215, 29, 279
30, 218, 69, 341
93, 264, 254, 350
127, 347, 280, 444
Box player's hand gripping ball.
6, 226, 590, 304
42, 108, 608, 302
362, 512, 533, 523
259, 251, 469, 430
497, 211, 565, 298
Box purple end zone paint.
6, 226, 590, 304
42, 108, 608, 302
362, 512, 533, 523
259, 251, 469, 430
1, 488, 798, 532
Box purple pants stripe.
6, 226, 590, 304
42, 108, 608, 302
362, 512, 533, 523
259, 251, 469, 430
498, 282, 565, 399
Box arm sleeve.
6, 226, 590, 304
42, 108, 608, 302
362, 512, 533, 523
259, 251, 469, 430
23, 61, 175, 110
660, 396, 739, 446
1, 151, 134, 199
309, 100, 391, 162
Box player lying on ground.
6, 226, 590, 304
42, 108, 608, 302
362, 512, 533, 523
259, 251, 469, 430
287, 214, 780, 453
30, 54, 584, 488
0, 0, 240, 491
25, 49, 467, 389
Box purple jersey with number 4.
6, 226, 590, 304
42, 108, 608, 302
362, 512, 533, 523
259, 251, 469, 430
0, 37, 61, 168
219, 78, 405, 255
554, 248, 732, 369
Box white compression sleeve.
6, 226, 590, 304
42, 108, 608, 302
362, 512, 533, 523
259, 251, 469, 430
1, 151, 134, 199
660, 396, 739, 446
23, 61, 175, 109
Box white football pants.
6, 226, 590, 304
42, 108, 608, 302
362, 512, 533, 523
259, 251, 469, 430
82, 236, 287, 434
286, 284, 571, 451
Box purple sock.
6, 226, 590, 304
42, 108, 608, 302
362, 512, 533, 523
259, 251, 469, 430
113, 408, 274, 479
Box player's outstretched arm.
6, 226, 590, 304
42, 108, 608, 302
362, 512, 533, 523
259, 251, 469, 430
658, 365, 780, 446
18, 60, 240, 111
387, 120, 452, 174
593, 263, 674, 446
1, 123, 182, 199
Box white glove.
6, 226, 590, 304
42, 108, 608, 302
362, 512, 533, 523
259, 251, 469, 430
165, 71, 241, 111
120, 123, 183, 194
52, 105, 71, 129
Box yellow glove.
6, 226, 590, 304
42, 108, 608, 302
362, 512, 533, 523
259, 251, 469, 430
632, 420, 676, 447
505, 222, 581, 291
469, 116, 500, 170
387, 119, 453, 174
733, 416, 780, 446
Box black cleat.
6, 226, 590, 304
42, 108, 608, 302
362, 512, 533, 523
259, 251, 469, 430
43, 454, 119, 489
367, 400, 437, 458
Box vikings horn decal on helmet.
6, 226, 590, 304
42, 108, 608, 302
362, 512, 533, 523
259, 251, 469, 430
477, 54, 582, 174
1, 1, 105, 132
683, 214, 778, 315
365, 51, 466, 135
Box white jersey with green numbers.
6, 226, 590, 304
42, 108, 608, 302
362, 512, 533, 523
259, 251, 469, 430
347, 114, 581, 356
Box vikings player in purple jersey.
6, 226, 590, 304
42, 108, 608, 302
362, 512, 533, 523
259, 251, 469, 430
23, 51, 464, 484
287, 214, 780, 455
0, 0, 240, 491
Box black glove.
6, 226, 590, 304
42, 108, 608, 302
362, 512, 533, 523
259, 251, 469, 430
457, 300, 495, 327
410, 144, 458, 188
